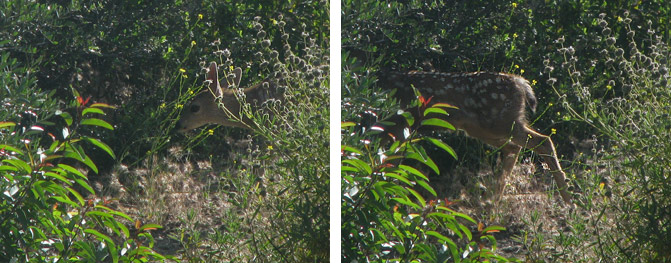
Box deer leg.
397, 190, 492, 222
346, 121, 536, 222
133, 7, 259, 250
495, 143, 522, 201
513, 125, 572, 203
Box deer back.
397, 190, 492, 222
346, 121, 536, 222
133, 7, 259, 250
375, 71, 538, 143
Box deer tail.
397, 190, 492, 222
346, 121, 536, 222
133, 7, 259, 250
514, 76, 537, 114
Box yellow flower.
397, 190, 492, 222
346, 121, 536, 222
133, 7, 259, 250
179, 68, 186, 73
208, 129, 214, 135
512, 2, 518, 8
514, 64, 520, 69
606, 85, 613, 90
198, 14, 203, 20
176, 104, 183, 109
191, 40, 196, 46
513, 33, 518, 38
617, 16, 623, 22
520, 69, 525, 74
160, 102, 166, 109
532, 79, 538, 85
551, 128, 557, 135
267, 145, 273, 150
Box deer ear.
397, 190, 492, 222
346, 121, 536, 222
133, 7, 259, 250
231, 67, 242, 88
207, 62, 222, 96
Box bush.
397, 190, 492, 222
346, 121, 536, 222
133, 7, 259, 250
343, 0, 671, 261
0, 56, 166, 262
341, 53, 513, 262
2, 0, 329, 261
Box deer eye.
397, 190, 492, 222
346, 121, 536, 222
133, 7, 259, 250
189, 104, 200, 113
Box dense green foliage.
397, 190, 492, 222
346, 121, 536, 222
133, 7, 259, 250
0, 59, 165, 261
341, 67, 513, 261
343, 0, 670, 262
2, 0, 328, 261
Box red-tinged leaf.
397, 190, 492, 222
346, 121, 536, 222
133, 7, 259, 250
90, 103, 116, 109
423, 96, 433, 107
432, 102, 458, 109
139, 223, 162, 232
81, 96, 91, 106
483, 225, 506, 233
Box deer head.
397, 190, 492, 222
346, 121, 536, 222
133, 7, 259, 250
176, 62, 253, 133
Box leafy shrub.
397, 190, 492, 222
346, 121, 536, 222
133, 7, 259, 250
163, 12, 329, 262
546, 10, 671, 261
2, 0, 329, 261
341, 53, 513, 262
343, 0, 671, 262
0, 57, 166, 262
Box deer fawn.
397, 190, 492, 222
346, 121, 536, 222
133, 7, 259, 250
176, 62, 277, 133
374, 71, 572, 203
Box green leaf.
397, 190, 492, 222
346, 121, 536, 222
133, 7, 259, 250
58, 164, 86, 179
427, 230, 457, 245
342, 159, 372, 175
392, 197, 421, 210
63, 144, 98, 174
3, 159, 32, 174
51, 195, 78, 207
44, 171, 73, 185
81, 118, 114, 130
405, 152, 439, 174
341, 121, 356, 128
341, 145, 362, 155
384, 172, 412, 186
458, 223, 473, 241
0, 122, 16, 129
74, 178, 95, 195
0, 144, 24, 155
82, 107, 105, 116
415, 179, 437, 197
82, 136, 116, 159
398, 164, 428, 181
57, 111, 73, 126
400, 111, 415, 126
420, 118, 455, 130
67, 187, 86, 206
406, 188, 426, 207
423, 107, 448, 116
84, 229, 114, 245
426, 137, 457, 159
